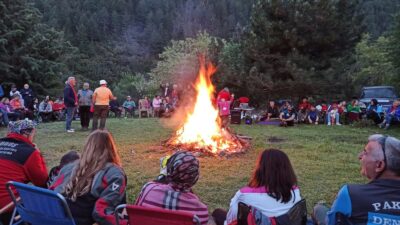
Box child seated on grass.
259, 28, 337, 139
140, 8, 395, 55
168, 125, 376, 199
307, 106, 319, 125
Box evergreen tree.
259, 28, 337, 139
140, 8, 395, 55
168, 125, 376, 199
0, 0, 75, 96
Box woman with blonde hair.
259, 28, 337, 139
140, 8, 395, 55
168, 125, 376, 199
51, 130, 127, 225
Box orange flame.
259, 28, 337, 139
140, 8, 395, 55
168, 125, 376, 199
168, 57, 240, 154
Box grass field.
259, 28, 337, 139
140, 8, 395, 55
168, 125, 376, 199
1, 118, 400, 213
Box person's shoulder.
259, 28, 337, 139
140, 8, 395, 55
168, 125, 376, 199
239, 186, 268, 194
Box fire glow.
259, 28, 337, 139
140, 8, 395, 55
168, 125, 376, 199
167, 57, 245, 155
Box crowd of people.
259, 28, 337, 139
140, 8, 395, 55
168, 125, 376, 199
0, 119, 399, 225
0, 80, 181, 132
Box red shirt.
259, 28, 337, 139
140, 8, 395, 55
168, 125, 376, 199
239, 97, 249, 103
298, 102, 311, 111
0, 133, 48, 210
217, 90, 231, 101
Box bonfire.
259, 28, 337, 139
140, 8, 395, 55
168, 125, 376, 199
166, 57, 250, 156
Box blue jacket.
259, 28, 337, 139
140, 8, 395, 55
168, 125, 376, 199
386, 106, 400, 119
63, 84, 76, 107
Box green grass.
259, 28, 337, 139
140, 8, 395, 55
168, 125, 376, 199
1, 118, 399, 212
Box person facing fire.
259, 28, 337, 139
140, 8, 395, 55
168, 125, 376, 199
218, 94, 234, 129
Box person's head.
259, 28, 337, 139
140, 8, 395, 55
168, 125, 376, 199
302, 97, 308, 103
24, 84, 29, 89
394, 99, 400, 107
310, 105, 316, 111
165, 82, 170, 87
249, 149, 297, 203
359, 135, 400, 180
64, 130, 121, 201
156, 95, 160, 99
371, 99, 378, 106
11, 84, 16, 91
126, 96, 131, 100
173, 84, 178, 89
221, 98, 226, 102
269, 100, 275, 107
340, 100, 346, 106
8, 119, 37, 142
352, 99, 358, 106
287, 105, 293, 111
67, 77, 76, 86
223, 87, 229, 92
1, 97, 9, 104
144, 96, 148, 100
59, 150, 80, 168
99, 80, 107, 86
83, 82, 89, 90
13, 94, 20, 100
166, 151, 200, 192
45, 96, 50, 101
33, 98, 38, 104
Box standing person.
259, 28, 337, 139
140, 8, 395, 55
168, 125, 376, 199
50, 130, 126, 225
152, 95, 162, 117
20, 83, 34, 110
218, 96, 233, 129
0, 119, 48, 224
77, 82, 93, 130
92, 80, 114, 130
64, 77, 78, 133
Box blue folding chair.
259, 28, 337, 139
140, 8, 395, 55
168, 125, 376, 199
6, 181, 76, 225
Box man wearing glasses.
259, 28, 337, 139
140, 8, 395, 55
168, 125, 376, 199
314, 134, 400, 225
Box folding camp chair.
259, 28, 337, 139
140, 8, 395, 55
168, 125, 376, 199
238, 199, 307, 225
6, 181, 76, 225
115, 204, 201, 225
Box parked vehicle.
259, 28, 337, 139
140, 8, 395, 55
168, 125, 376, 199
359, 86, 398, 112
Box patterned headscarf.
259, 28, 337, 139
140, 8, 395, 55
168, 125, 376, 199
166, 151, 199, 192
8, 119, 37, 134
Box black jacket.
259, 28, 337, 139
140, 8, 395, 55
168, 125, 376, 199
63, 84, 76, 107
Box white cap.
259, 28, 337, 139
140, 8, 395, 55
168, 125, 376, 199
100, 80, 107, 85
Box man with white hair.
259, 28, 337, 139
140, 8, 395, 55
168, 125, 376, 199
63, 77, 77, 132
92, 80, 114, 130
314, 134, 400, 225
77, 82, 93, 130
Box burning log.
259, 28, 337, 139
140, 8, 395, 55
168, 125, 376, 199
164, 57, 251, 156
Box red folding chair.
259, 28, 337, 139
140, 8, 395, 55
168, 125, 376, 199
115, 204, 201, 225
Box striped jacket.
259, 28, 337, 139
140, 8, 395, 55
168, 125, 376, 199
135, 182, 209, 224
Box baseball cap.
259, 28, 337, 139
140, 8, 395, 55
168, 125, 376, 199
99, 80, 107, 85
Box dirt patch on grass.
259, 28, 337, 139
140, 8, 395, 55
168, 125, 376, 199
267, 136, 286, 143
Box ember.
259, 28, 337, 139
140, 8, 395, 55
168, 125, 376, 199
166, 57, 250, 156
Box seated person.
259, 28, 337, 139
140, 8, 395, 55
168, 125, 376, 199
52, 97, 65, 120
50, 130, 127, 225
122, 96, 136, 118
379, 99, 400, 130
0, 97, 19, 125
47, 150, 80, 187
161, 96, 174, 117
38, 98, 53, 122
307, 105, 319, 125
109, 97, 122, 117
366, 99, 383, 124
347, 99, 361, 123
327, 102, 341, 126
221, 149, 301, 225
279, 105, 295, 126
10, 94, 27, 119
313, 135, 400, 225
0, 119, 48, 224
260, 100, 280, 121
297, 97, 311, 123
135, 151, 209, 225
138, 96, 152, 117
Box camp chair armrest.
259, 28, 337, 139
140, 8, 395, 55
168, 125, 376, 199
114, 204, 127, 225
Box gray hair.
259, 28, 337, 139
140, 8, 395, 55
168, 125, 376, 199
68, 77, 75, 82
368, 134, 400, 175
